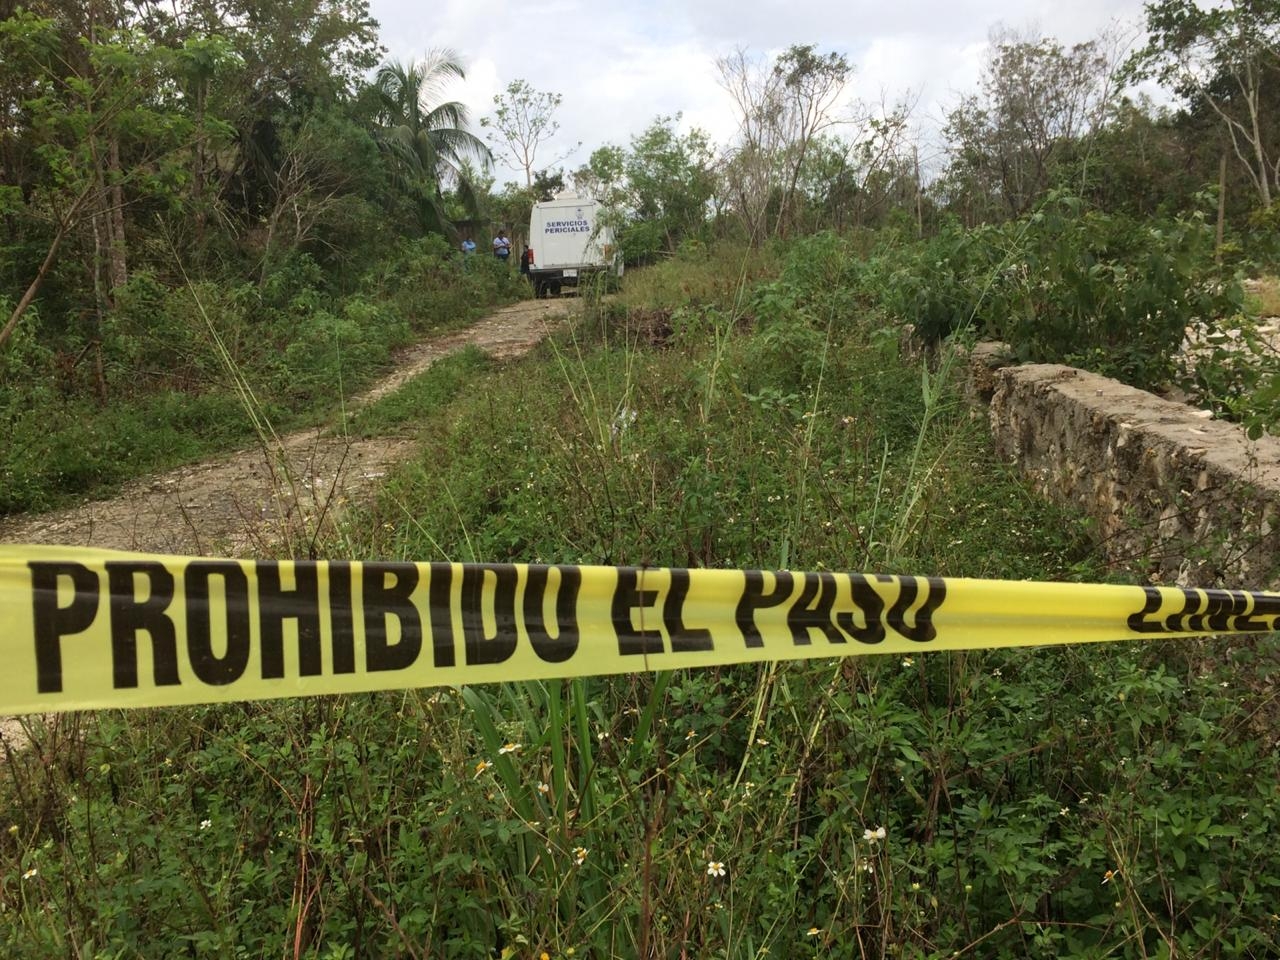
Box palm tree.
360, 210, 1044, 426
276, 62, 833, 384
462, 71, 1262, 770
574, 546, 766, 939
372, 50, 491, 235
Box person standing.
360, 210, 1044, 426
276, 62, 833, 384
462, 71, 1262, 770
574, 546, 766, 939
461, 236, 476, 255
492, 229, 511, 262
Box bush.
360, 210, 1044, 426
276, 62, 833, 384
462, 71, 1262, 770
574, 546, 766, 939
877, 196, 1245, 391
365, 235, 526, 333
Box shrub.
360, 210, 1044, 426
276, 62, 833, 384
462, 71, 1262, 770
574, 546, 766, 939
877, 196, 1245, 391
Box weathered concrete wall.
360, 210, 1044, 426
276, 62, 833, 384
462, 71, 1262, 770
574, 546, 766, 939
988, 364, 1280, 588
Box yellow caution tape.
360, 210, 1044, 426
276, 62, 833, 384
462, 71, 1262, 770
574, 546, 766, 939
0, 545, 1276, 715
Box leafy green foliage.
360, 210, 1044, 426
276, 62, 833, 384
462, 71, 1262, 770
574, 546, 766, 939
0, 240, 521, 515
1126, 0, 1280, 210
481, 79, 572, 189
574, 115, 717, 265
874, 195, 1244, 389
371, 53, 491, 236
349, 346, 492, 437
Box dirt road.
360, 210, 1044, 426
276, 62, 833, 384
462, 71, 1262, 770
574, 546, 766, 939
0, 297, 576, 558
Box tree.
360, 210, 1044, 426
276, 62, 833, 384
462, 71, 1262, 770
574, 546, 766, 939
716, 44, 851, 241
941, 29, 1123, 221
1128, 0, 1280, 209
139, 0, 383, 221
572, 145, 625, 202
372, 51, 491, 235
791, 99, 917, 233
771, 44, 852, 235
481, 79, 577, 189
622, 116, 716, 256
570, 118, 715, 262
0, 10, 192, 353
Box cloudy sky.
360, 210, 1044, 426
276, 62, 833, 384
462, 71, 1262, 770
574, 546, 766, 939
365, 0, 1155, 185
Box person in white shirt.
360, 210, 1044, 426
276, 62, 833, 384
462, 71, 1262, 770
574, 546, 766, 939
492, 230, 512, 261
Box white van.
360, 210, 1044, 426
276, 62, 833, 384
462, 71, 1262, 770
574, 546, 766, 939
525, 195, 622, 297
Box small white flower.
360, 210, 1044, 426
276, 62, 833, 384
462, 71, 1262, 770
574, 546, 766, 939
863, 825, 887, 841
755, 738, 769, 746
901, 657, 915, 668
706, 860, 726, 877
573, 846, 588, 866
537, 781, 550, 795
992, 668, 1002, 678
685, 729, 696, 741
21, 868, 37, 881
1058, 807, 1070, 817
498, 742, 521, 755
199, 819, 212, 831
474, 760, 493, 777
807, 926, 821, 937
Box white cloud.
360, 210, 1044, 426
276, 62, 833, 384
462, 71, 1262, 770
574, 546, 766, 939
366, 0, 1154, 183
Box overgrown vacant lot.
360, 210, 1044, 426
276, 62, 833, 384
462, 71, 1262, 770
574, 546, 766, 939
3, 245, 1276, 959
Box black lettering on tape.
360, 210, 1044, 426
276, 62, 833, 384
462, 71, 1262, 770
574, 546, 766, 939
463, 565, 518, 666
1197, 589, 1246, 633
363, 563, 422, 672
525, 565, 581, 663
839, 574, 886, 644
1164, 589, 1202, 633
614, 567, 662, 655
1128, 587, 1280, 635
258, 563, 322, 679
1235, 591, 1280, 632
29, 562, 100, 694
329, 562, 355, 674
665, 568, 713, 653
787, 572, 856, 645
106, 562, 179, 689
883, 575, 946, 643
1127, 586, 1165, 633
428, 563, 455, 667
185, 561, 252, 686
736, 571, 795, 649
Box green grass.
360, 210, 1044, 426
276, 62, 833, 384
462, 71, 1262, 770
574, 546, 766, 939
345, 346, 493, 438
0, 243, 526, 517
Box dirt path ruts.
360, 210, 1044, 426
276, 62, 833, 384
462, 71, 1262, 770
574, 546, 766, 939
0, 297, 577, 558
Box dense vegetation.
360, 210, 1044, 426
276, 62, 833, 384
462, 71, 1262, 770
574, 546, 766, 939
4, 0, 1280, 511
4, 1, 1280, 957
3, 243, 1277, 958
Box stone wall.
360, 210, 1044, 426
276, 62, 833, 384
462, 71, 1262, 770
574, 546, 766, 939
987, 363, 1280, 588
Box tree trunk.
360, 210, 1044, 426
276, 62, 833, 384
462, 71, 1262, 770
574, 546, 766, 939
1217, 152, 1227, 261
0, 186, 94, 350
194, 81, 207, 246
107, 135, 127, 295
